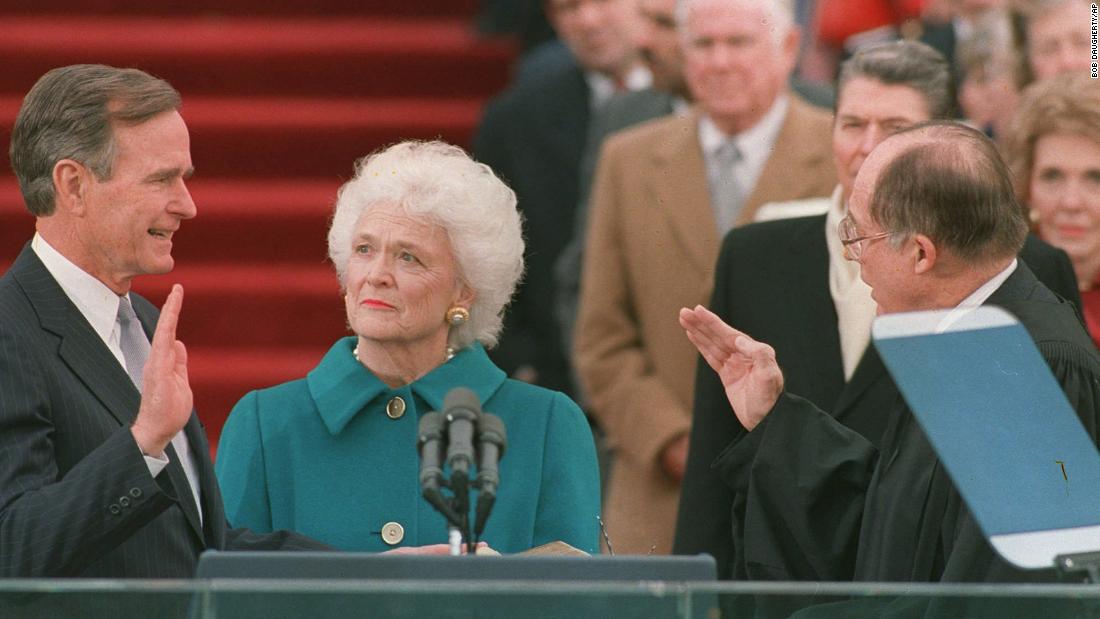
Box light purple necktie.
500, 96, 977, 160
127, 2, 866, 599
117, 296, 150, 391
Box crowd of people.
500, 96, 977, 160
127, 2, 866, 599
1, 0, 1099, 601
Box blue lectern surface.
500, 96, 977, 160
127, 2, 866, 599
873, 306, 1100, 569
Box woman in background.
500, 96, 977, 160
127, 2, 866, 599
1005, 73, 1100, 344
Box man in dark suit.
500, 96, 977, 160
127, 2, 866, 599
0, 64, 329, 578
473, 0, 646, 396
679, 120, 1100, 587
554, 0, 688, 355
673, 41, 1082, 579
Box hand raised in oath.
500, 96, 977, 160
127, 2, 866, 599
131, 284, 194, 457
679, 305, 784, 431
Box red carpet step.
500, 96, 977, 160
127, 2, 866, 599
0, 17, 512, 98
132, 264, 348, 350
0, 0, 479, 17
0, 95, 486, 178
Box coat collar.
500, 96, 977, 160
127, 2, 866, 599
741, 95, 834, 225
308, 337, 508, 435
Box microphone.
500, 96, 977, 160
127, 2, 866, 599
443, 388, 480, 515
418, 411, 446, 494
474, 412, 507, 538
418, 411, 459, 524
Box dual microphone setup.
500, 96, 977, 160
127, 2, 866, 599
417, 387, 507, 555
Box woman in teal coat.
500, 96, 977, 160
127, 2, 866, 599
215, 140, 601, 554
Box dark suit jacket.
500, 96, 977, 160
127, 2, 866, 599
709, 262, 1100, 590
0, 245, 324, 578
673, 213, 1082, 579
473, 41, 590, 397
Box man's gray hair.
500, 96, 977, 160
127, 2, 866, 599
870, 122, 1028, 264
328, 140, 525, 351
675, 0, 795, 44
10, 64, 181, 217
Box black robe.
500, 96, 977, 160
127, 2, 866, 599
714, 264, 1100, 589
673, 219, 1082, 581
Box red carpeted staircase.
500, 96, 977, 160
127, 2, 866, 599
0, 1, 514, 453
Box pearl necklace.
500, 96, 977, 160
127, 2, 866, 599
352, 345, 456, 364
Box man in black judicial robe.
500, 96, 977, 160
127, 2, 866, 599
674, 40, 1084, 583
675, 217, 1083, 582
678, 121, 1100, 590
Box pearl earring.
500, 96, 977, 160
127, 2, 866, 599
446, 306, 470, 326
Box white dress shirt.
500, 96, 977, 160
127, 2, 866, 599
937, 259, 1018, 333
586, 64, 652, 110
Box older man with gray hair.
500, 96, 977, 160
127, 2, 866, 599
680, 121, 1100, 584
574, 0, 836, 555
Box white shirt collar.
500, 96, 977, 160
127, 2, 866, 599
586, 65, 653, 110
697, 94, 789, 159
31, 233, 126, 349
937, 258, 1018, 332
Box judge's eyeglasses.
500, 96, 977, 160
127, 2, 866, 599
838, 214, 892, 261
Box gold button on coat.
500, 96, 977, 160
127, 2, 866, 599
381, 521, 405, 545
386, 396, 406, 419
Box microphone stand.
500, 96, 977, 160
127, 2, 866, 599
418, 389, 506, 556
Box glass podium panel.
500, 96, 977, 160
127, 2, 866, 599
2, 580, 1100, 618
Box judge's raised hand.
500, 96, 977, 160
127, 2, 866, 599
679, 305, 783, 431
131, 284, 194, 457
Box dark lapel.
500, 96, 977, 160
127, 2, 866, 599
833, 344, 888, 415
534, 60, 590, 165
13, 246, 141, 428
782, 216, 845, 400
14, 245, 205, 542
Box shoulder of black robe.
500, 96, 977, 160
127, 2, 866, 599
935, 262, 1100, 582
1019, 233, 1085, 321
857, 263, 1100, 584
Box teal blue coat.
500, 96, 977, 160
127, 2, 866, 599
215, 337, 601, 554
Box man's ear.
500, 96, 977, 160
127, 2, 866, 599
912, 234, 937, 275
52, 159, 90, 216
779, 25, 802, 77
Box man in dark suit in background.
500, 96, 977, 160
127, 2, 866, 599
0, 64, 328, 578
674, 42, 1081, 579
473, 0, 648, 397
554, 0, 689, 355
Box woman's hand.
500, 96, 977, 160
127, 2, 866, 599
382, 542, 493, 555
679, 305, 784, 431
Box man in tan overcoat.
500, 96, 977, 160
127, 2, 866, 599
574, 0, 837, 555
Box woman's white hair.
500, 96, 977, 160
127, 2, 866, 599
328, 140, 524, 351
